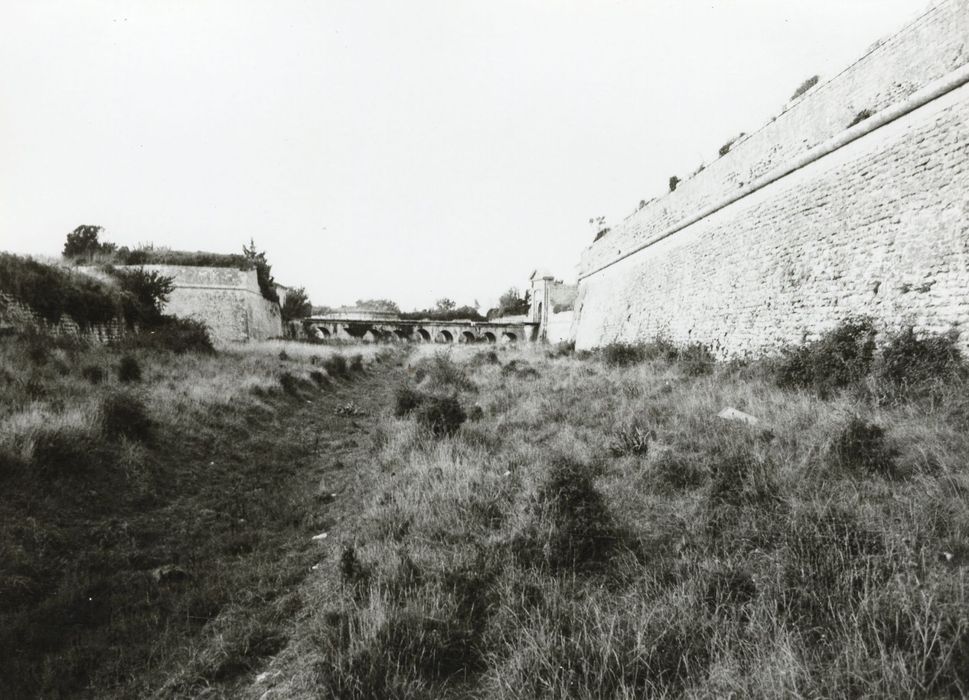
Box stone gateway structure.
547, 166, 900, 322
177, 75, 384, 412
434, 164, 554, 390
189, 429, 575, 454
571, 0, 969, 356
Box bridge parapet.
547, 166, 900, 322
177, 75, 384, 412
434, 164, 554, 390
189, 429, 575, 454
301, 316, 538, 344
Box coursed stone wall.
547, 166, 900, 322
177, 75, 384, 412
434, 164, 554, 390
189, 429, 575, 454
0, 292, 127, 343
126, 265, 283, 344
573, 0, 969, 355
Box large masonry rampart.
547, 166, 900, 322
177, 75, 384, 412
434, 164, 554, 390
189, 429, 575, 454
579, 0, 968, 278
573, 0, 969, 355
86, 265, 283, 344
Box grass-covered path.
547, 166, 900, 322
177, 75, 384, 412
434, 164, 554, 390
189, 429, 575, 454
0, 338, 406, 698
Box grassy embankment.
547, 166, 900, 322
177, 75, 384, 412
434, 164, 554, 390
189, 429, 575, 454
0, 318, 400, 697
256, 327, 969, 698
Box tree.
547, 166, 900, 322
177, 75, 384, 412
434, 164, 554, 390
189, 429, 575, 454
63, 225, 116, 261
496, 287, 530, 317
242, 238, 278, 303
435, 298, 456, 313
354, 298, 400, 314
111, 267, 175, 326
281, 286, 312, 321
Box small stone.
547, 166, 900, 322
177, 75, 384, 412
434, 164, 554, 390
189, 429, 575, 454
717, 407, 760, 426
311, 532, 328, 541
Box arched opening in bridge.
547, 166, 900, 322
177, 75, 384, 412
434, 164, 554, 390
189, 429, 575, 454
435, 330, 454, 343
483, 332, 496, 343
311, 326, 331, 340
501, 332, 518, 344
416, 328, 431, 343
362, 330, 379, 343
394, 330, 410, 342
460, 331, 476, 344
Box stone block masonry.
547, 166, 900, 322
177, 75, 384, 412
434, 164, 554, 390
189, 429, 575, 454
130, 265, 283, 344
572, 0, 969, 356
0, 292, 127, 343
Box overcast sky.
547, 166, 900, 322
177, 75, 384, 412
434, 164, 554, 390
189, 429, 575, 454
1, 0, 926, 310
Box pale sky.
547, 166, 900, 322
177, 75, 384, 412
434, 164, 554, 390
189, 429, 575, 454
1, 0, 926, 310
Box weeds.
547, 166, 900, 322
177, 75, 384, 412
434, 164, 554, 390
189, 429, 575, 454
415, 396, 467, 437
609, 419, 654, 457
118, 355, 143, 383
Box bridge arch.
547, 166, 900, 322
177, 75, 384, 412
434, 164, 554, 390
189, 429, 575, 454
393, 329, 410, 342
460, 330, 476, 344
416, 328, 431, 343
311, 325, 331, 340
482, 331, 496, 343
435, 330, 454, 343
501, 331, 518, 344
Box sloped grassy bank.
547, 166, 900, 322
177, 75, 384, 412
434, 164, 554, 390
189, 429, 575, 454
259, 327, 969, 698
0, 331, 394, 697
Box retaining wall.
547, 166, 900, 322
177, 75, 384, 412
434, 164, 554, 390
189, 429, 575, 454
573, 0, 969, 355
0, 292, 127, 343
126, 265, 283, 344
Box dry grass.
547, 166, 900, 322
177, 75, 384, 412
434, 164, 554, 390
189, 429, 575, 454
261, 340, 969, 698
0, 332, 395, 698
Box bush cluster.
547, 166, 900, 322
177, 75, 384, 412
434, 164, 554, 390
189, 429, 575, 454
775, 319, 876, 397
774, 321, 966, 400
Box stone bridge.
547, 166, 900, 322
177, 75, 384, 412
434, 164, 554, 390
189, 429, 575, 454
303, 316, 538, 344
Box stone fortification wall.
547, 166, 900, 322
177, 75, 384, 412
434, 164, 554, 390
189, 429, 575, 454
545, 311, 574, 344
573, 0, 969, 355
0, 292, 127, 343
118, 265, 282, 343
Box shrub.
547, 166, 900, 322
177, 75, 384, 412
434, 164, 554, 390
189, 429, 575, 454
118, 355, 142, 383
415, 396, 467, 437
677, 342, 715, 376
414, 352, 475, 392
668, 176, 680, 192
349, 354, 364, 372
100, 392, 152, 441
775, 319, 876, 397
323, 354, 349, 379
790, 74, 819, 101
875, 327, 966, 396
309, 370, 328, 387
81, 365, 106, 385
602, 342, 646, 367
127, 317, 214, 354
393, 385, 426, 417
110, 267, 175, 326
279, 372, 313, 396
514, 458, 618, 571
831, 415, 898, 478
848, 108, 873, 127
609, 420, 654, 457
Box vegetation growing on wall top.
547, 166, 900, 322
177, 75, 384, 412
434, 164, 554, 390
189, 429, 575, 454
790, 74, 819, 101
